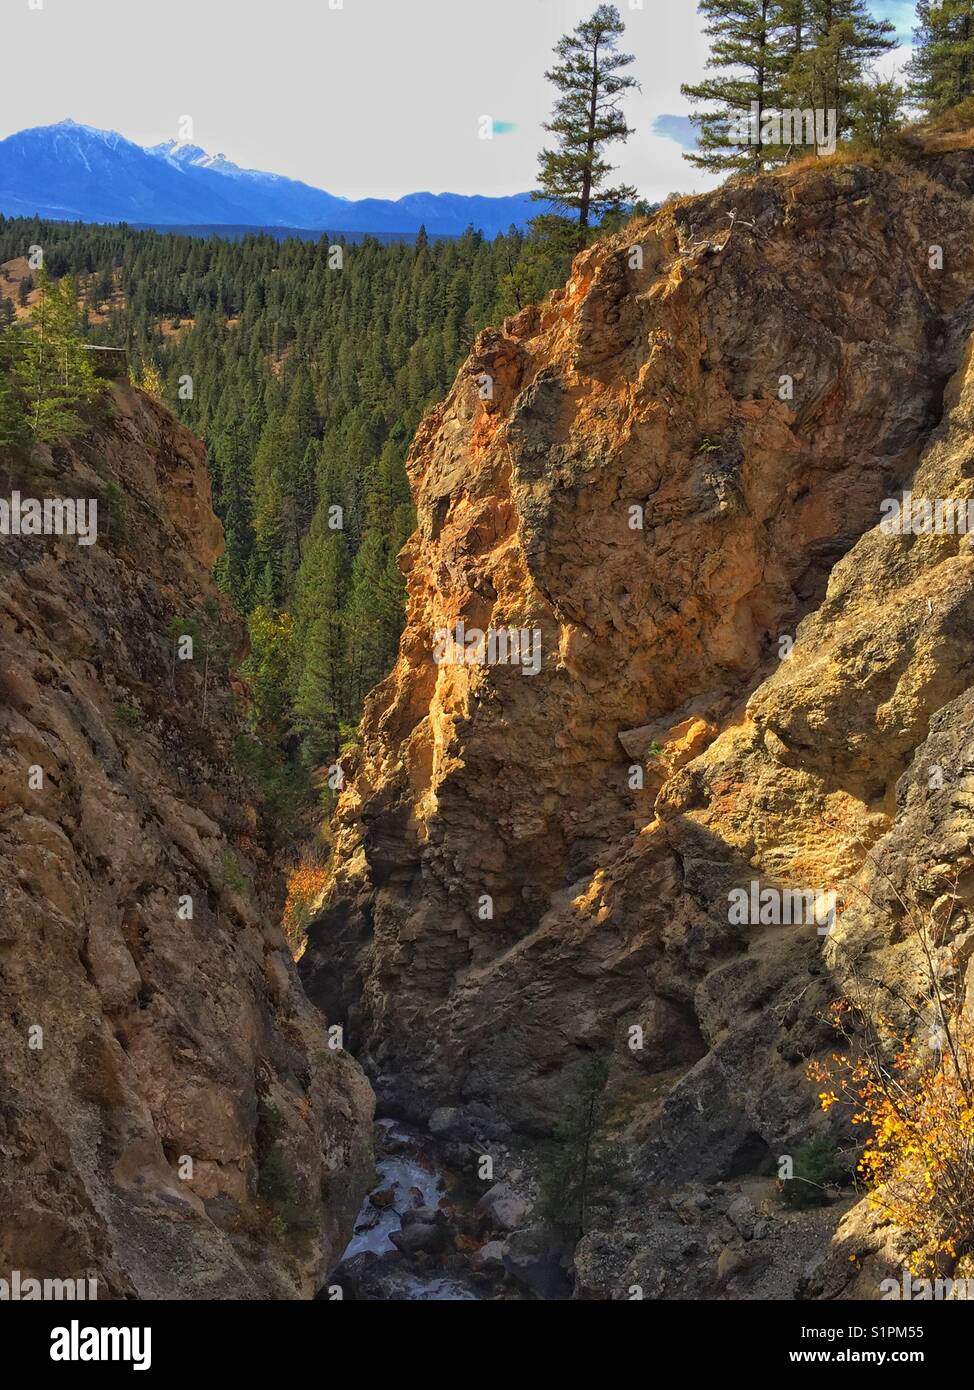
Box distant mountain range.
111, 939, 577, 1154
0, 121, 548, 238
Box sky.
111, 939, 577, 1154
0, 0, 917, 204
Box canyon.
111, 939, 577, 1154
4, 131, 974, 1301
302, 134, 974, 1297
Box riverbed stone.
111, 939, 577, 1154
474, 1181, 531, 1231
401, 1204, 440, 1227
472, 1239, 509, 1270
390, 1221, 446, 1255
428, 1106, 463, 1137
502, 1226, 573, 1300
726, 1195, 756, 1240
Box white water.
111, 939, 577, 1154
341, 1119, 479, 1300
343, 1140, 444, 1258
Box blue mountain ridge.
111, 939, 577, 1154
0, 121, 548, 237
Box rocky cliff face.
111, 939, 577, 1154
303, 146, 974, 1297
0, 384, 373, 1299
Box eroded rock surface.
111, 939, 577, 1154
303, 151, 974, 1296
0, 385, 373, 1299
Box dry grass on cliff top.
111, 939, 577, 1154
649, 115, 974, 227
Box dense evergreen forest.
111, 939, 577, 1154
0, 214, 572, 830
3, 0, 970, 841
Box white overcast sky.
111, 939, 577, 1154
0, 0, 915, 203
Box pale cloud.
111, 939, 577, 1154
876, 44, 914, 84
0, 0, 910, 207
0, 0, 722, 202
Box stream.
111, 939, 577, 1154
336, 1118, 481, 1300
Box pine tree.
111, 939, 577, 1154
536, 1055, 623, 1242
682, 1, 788, 173
535, 4, 639, 237
342, 525, 404, 713
783, 0, 895, 136
907, 0, 974, 116
95, 267, 114, 305
498, 217, 579, 317
281, 365, 318, 466
253, 560, 278, 615
293, 612, 343, 769
290, 507, 348, 766
850, 72, 905, 145
212, 423, 254, 612
243, 605, 294, 741
251, 414, 295, 604
293, 440, 319, 534
14, 270, 98, 443
0, 362, 27, 450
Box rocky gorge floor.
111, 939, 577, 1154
323, 1111, 863, 1301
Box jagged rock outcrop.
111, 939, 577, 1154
302, 146, 974, 1297
0, 384, 373, 1299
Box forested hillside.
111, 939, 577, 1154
9, 0, 974, 1321
0, 216, 571, 828
3, 0, 961, 843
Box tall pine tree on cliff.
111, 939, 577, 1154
534, 5, 638, 240
15, 270, 98, 443
682, 1, 788, 172
782, 0, 895, 136
684, 0, 895, 171
907, 0, 974, 115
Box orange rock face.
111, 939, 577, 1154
304, 151, 974, 1295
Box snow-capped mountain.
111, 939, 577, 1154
146, 141, 247, 176
0, 121, 544, 236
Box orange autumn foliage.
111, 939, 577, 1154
808, 1000, 974, 1276
282, 863, 329, 955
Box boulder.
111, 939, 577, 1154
472, 1239, 509, 1270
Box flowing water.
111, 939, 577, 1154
340, 1118, 480, 1300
